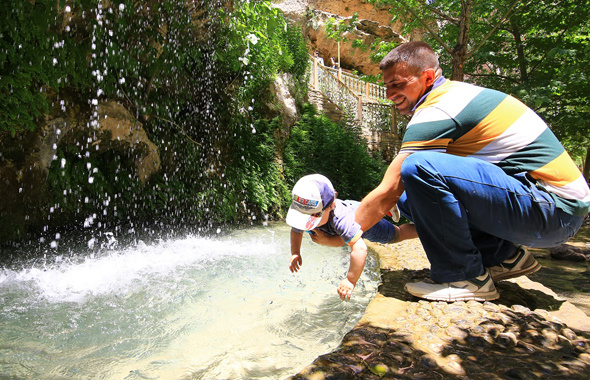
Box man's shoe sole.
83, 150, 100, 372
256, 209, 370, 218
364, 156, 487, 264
491, 261, 542, 282
406, 291, 500, 302
404, 284, 500, 302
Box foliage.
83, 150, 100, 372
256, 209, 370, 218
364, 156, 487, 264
370, 0, 520, 80
0, 0, 90, 135
134, 1, 309, 226
324, 13, 359, 43
225, 117, 291, 219
284, 104, 387, 202
1, 0, 318, 237
367, 0, 589, 171
465, 0, 590, 165
46, 148, 142, 225
2, 0, 391, 239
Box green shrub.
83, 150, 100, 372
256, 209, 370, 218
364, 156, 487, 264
284, 104, 387, 201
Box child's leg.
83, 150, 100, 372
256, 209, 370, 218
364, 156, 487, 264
362, 219, 418, 244
396, 223, 418, 242
362, 218, 397, 243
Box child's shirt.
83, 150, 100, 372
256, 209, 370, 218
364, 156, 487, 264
292, 199, 363, 246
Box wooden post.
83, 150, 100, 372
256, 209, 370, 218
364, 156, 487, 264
313, 58, 319, 89
391, 106, 396, 134
337, 67, 342, 82
365, 82, 370, 99
357, 95, 363, 123
584, 147, 590, 183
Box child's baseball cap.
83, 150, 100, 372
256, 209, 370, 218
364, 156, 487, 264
286, 174, 335, 231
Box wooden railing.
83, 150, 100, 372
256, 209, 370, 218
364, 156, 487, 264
308, 57, 394, 132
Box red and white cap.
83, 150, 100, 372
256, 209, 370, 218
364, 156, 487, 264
286, 174, 335, 231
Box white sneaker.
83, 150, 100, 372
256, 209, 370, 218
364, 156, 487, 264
389, 204, 400, 223
488, 246, 541, 282
405, 269, 499, 301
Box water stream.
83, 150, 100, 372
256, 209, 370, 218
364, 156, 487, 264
0, 222, 379, 379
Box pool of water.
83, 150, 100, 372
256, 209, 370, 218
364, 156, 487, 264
0, 222, 379, 379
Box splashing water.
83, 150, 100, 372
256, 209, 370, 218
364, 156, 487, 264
0, 223, 378, 379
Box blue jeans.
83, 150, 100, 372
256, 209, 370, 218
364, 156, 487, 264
344, 200, 398, 244
397, 152, 586, 283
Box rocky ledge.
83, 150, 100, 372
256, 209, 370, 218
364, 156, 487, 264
288, 229, 590, 379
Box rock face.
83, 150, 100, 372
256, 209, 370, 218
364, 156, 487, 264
0, 100, 160, 241
93, 101, 161, 184
550, 244, 590, 262
310, 0, 395, 26
274, 0, 405, 76
277, 0, 396, 26
268, 73, 299, 128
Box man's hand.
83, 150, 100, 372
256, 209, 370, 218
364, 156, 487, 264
337, 278, 356, 301
289, 253, 302, 273
309, 230, 345, 247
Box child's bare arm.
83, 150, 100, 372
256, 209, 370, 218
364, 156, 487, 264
309, 229, 345, 247
337, 238, 368, 300
289, 229, 304, 273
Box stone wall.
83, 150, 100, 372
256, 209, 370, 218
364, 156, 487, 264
309, 0, 396, 26
0, 100, 161, 241
274, 0, 405, 76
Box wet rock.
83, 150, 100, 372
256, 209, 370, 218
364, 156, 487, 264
496, 332, 518, 348
562, 327, 578, 340
512, 304, 532, 314
442, 326, 467, 345
550, 244, 590, 262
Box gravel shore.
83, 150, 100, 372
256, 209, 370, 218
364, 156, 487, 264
288, 237, 590, 379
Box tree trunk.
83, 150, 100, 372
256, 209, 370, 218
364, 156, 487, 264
510, 19, 528, 82
584, 147, 590, 184
451, 0, 473, 81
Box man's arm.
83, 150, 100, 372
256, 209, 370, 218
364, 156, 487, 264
289, 229, 304, 273
356, 153, 409, 232
337, 238, 368, 301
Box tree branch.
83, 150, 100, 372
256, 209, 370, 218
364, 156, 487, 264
468, 72, 520, 84
465, 0, 523, 60
398, 1, 454, 56
428, 5, 459, 25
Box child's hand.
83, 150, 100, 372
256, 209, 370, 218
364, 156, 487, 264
337, 278, 355, 301
289, 254, 302, 273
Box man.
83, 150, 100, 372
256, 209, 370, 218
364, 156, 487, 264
314, 51, 325, 66
352, 41, 590, 301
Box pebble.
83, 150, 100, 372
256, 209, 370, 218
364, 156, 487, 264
562, 327, 577, 340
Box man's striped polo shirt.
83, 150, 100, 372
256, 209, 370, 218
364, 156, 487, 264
400, 79, 590, 216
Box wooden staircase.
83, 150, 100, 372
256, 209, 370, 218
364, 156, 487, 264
307, 57, 402, 159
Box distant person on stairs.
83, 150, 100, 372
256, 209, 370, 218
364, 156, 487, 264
313, 51, 324, 66
330, 56, 337, 69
